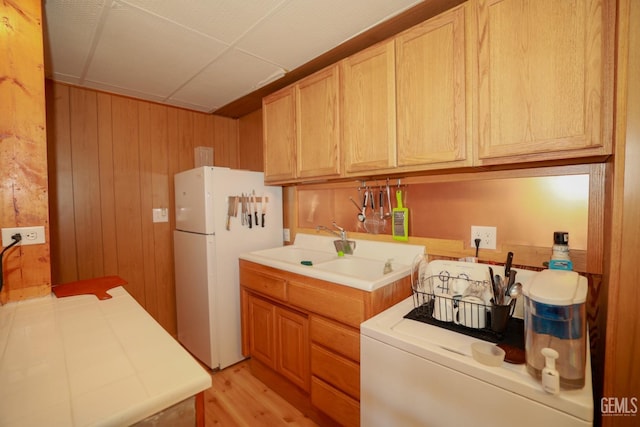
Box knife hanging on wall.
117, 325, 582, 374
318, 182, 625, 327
248, 192, 252, 229
261, 195, 268, 227
225, 196, 234, 230
240, 193, 245, 226
252, 190, 259, 227
244, 194, 249, 227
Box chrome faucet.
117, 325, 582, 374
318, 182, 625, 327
316, 223, 344, 240
316, 222, 355, 255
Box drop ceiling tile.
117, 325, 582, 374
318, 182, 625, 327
85, 1, 228, 99
169, 49, 285, 112
78, 80, 168, 104
123, 0, 285, 44
43, 0, 106, 79
236, 0, 422, 70
43, 0, 428, 114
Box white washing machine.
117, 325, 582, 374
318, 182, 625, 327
360, 260, 593, 427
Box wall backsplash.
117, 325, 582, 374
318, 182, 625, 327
298, 174, 589, 251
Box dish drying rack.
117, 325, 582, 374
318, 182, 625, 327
406, 271, 518, 343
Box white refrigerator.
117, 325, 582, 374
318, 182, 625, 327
173, 166, 283, 370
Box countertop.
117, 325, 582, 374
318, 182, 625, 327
0, 285, 211, 426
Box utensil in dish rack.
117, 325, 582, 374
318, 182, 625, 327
507, 282, 522, 302
504, 251, 514, 278
488, 267, 498, 302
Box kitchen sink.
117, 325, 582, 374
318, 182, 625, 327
240, 233, 425, 291
313, 257, 402, 282
246, 245, 337, 266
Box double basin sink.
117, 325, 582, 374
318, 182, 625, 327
240, 233, 426, 292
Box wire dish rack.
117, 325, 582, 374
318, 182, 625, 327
406, 272, 518, 343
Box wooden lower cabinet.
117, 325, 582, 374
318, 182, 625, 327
248, 295, 276, 369
275, 305, 309, 392
311, 376, 360, 427
310, 315, 360, 363
311, 344, 360, 399
240, 260, 411, 426
247, 294, 309, 392
310, 317, 361, 427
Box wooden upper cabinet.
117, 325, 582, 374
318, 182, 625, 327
396, 3, 471, 169
263, 87, 296, 182
262, 0, 613, 182
475, 0, 613, 164
263, 65, 340, 183
341, 40, 397, 173
296, 65, 341, 180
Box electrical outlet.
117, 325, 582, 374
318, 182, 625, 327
1, 226, 46, 247
471, 225, 497, 250
283, 228, 291, 242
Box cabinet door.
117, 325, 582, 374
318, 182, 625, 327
396, 4, 470, 168
248, 295, 276, 369
276, 306, 310, 391
476, 0, 612, 164
263, 87, 296, 182
296, 65, 341, 179
341, 40, 396, 173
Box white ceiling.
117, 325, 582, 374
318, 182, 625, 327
43, 0, 423, 114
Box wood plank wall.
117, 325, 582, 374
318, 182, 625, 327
0, 0, 51, 304
603, 0, 640, 423
46, 81, 241, 334
238, 109, 264, 172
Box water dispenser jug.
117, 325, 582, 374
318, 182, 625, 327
523, 269, 588, 390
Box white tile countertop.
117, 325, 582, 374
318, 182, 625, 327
0, 285, 211, 427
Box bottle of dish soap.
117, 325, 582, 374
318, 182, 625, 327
383, 259, 393, 274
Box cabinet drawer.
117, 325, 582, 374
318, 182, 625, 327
240, 266, 287, 301
311, 376, 359, 427
311, 344, 359, 399
310, 315, 360, 362
288, 280, 365, 328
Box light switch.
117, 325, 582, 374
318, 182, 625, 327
152, 208, 169, 223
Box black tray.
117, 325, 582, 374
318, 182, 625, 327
404, 303, 525, 350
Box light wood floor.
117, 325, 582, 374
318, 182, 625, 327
203, 360, 319, 426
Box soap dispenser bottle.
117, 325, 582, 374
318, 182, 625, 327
541, 347, 560, 395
